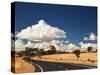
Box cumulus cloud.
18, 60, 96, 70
83, 37, 88, 41
66, 43, 79, 52
52, 43, 79, 52
34, 42, 50, 50
15, 39, 25, 51
89, 33, 97, 40
84, 32, 97, 41
51, 41, 79, 52
51, 40, 61, 44
50, 40, 61, 50
65, 40, 69, 44
51, 40, 69, 45
49, 40, 70, 51
16, 19, 66, 42
32, 41, 62, 51
79, 41, 97, 51
25, 41, 34, 48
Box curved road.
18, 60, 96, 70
24, 58, 97, 72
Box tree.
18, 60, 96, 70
47, 49, 56, 54
87, 47, 93, 52
32, 48, 39, 56
73, 49, 81, 61
49, 45, 57, 54
50, 45, 56, 50
38, 49, 45, 58
35, 48, 43, 58
39, 49, 45, 55
22, 47, 31, 59
18, 51, 25, 57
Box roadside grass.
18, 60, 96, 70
32, 53, 97, 67
11, 57, 35, 73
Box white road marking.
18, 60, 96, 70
29, 60, 94, 72
31, 61, 44, 72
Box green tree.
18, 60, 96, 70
87, 47, 93, 52
73, 49, 81, 61
35, 48, 43, 58
50, 45, 56, 50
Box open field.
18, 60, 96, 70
32, 53, 97, 67
11, 52, 97, 73
11, 57, 35, 73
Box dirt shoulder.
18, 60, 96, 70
11, 57, 35, 73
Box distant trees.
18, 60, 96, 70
50, 45, 56, 51
18, 51, 25, 57
17, 47, 38, 58
87, 47, 93, 52
46, 45, 57, 54
46, 49, 57, 54
25, 48, 38, 57
24, 47, 30, 56
35, 48, 44, 58
17, 45, 98, 60
17, 45, 58, 58
73, 49, 81, 61
16, 46, 97, 59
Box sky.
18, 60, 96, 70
11, 2, 97, 51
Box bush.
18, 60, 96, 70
73, 49, 81, 60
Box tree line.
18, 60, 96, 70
12, 45, 97, 60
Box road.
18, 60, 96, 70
24, 58, 97, 72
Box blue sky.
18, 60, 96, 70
14, 2, 97, 45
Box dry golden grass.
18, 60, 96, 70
32, 53, 97, 67
11, 57, 35, 73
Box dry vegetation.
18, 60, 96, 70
11, 57, 35, 73
32, 53, 97, 67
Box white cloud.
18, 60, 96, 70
50, 40, 69, 46
16, 19, 66, 42
34, 42, 50, 50
50, 40, 70, 51
57, 45, 67, 52
89, 33, 97, 40
52, 43, 79, 52
51, 40, 61, 44
50, 40, 61, 50
66, 43, 79, 52
84, 32, 97, 41
83, 37, 88, 41
65, 40, 69, 44
25, 41, 34, 48
51, 42, 79, 52
15, 39, 25, 51
79, 41, 97, 51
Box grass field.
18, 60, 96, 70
32, 53, 97, 67
11, 52, 97, 73
11, 57, 35, 73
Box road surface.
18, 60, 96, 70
24, 58, 97, 72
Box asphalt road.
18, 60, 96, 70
24, 58, 97, 72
